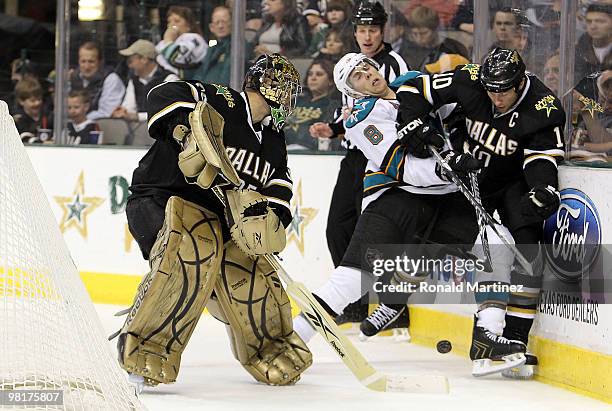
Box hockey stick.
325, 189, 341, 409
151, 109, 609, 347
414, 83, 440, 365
469, 171, 493, 272
210, 185, 449, 394
428, 146, 533, 276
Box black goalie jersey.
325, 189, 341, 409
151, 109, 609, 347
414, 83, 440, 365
396, 64, 566, 196
129, 80, 293, 231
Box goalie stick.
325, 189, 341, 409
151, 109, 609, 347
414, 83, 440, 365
428, 146, 533, 276
211, 185, 449, 393
210, 185, 448, 394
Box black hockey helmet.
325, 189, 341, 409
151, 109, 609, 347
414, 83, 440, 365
480, 48, 526, 93
243, 54, 301, 131
352, 1, 388, 28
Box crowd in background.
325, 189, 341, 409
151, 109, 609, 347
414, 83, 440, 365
4, 0, 612, 160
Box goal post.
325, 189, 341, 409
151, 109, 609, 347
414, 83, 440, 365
0, 100, 144, 410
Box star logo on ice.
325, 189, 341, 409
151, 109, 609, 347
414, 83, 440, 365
286, 179, 318, 255
535, 95, 558, 118
54, 171, 104, 238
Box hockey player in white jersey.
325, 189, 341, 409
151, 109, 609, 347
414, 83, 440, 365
293, 55, 530, 376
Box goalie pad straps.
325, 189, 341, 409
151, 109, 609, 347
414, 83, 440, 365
118, 196, 223, 385
206, 243, 312, 385
175, 101, 241, 189
226, 189, 287, 256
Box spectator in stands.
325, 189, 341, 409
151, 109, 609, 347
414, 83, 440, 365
403, 6, 469, 71
284, 59, 340, 150
155, 5, 208, 75
305, 3, 329, 57
185, 6, 232, 85
389, 7, 411, 57
12, 78, 52, 143
451, 0, 474, 34
65, 89, 102, 145
69, 41, 125, 121
575, 4, 612, 83
490, 7, 520, 50
313, 27, 353, 62
543, 52, 560, 96
252, 0, 311, 58
571, 69, 612, 156
308, 0, 355, 57
112, 40, 178, 122
325, 0, 354, 39
403, 0, 459, 29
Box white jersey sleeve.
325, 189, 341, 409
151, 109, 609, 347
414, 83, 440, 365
343, 97, 450, 198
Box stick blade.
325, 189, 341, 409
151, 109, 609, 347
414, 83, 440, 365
383, 374, 449, 394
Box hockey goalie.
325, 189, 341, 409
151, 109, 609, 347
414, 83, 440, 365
112, 54, 312, 391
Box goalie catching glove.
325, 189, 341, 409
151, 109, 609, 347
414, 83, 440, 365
226, 189, 286, 257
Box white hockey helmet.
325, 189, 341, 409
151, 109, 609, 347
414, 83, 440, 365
333, 53, 380, 99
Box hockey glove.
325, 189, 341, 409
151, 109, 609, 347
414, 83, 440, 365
397, 119, 445, 158
226, 189, 287, 257
520, 185, 560, 221
435, 150, 483, 182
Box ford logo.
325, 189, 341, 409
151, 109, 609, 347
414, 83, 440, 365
543, 188, 601, 282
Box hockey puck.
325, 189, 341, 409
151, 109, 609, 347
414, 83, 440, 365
436, 340, 452, 354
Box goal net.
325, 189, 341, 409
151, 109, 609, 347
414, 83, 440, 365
0, 101, 143, 410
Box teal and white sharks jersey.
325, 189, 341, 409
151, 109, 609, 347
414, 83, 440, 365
344, 96, 456, 209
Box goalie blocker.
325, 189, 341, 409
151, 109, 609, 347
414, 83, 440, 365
117, 57, 312, 387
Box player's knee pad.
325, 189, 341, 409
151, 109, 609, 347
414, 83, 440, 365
472, 224, 515, 310
117, 196, 223, 385
207, 243, 312, 385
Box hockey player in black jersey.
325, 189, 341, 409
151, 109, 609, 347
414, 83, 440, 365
114, 54, 312, 391
293, 52, 487, 355
396, 48, 566, 378
310, 0, 409, 328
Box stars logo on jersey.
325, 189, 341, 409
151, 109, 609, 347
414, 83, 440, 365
535, 95, 558, 117
461, 63, 481, 81
212, 84, 235, 108
578, 95, 604, 118
510, 51, 520, 64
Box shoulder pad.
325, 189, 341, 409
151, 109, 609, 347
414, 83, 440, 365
389, 71, 423, 88
346, 97, 378, 128
456, 63, 481, 82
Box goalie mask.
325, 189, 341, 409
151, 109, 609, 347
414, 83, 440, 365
333, 52, 380, 99
243, 54, 302, 131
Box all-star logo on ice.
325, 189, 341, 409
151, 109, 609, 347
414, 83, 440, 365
542, 188, 601, 282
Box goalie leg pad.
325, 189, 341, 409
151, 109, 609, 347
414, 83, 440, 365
207, 243, 312, 385
118, 196, 223, 385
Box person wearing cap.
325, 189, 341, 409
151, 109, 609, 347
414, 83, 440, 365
112, 39, 178, 122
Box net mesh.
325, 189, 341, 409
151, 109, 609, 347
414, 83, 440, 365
0, 101, 144, 410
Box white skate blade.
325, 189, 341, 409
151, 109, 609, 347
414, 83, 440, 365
392, 328, 411, 343
377, 374, 449, 394
128, 373, 145, 395
472, 353, 526, 377
502, 364, 535, 380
